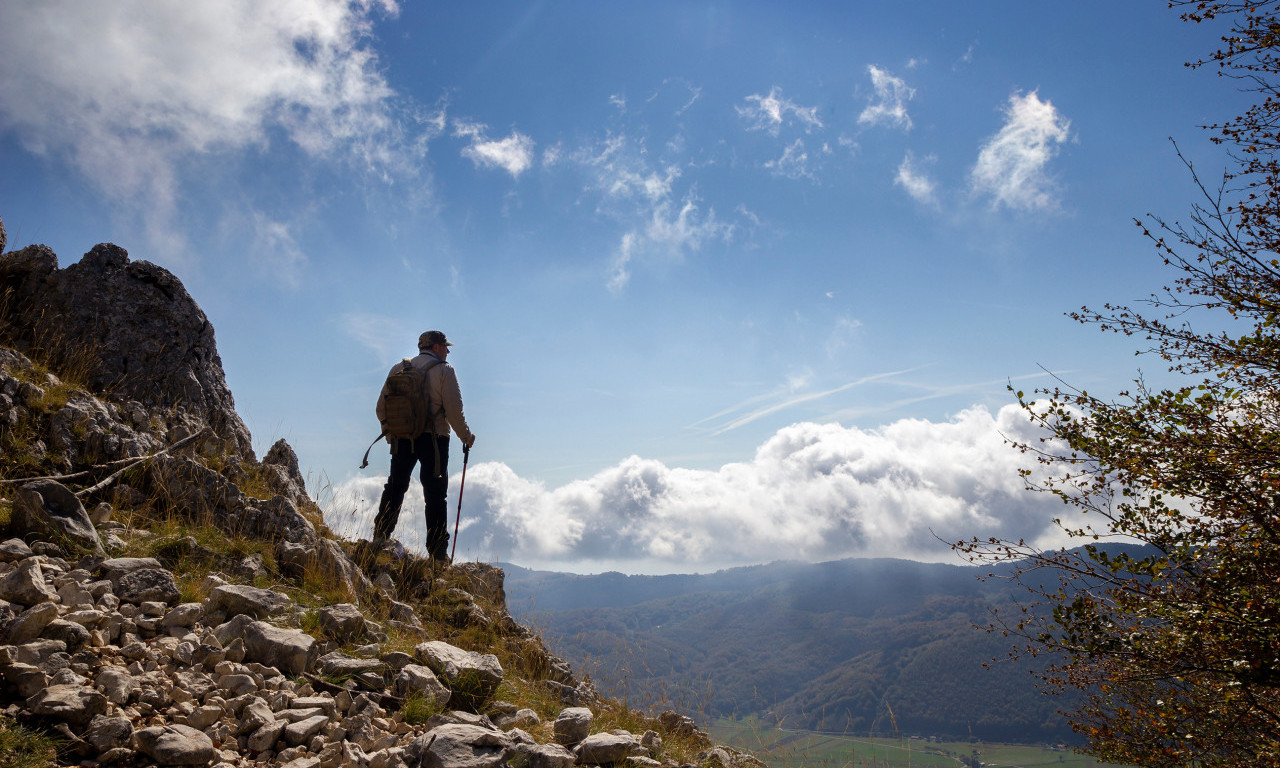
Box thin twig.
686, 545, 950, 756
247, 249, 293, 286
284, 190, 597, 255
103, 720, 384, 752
0, 451, 158, 486
74, 428, 208, 498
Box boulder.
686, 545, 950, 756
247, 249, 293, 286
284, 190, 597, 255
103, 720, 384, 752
98, 555, 161, 579
6, 601, 59, 643
132, 723, 216, 766
574, 732, 638, 765
414, 641, 504, 710
394, 664, 452, 708
95, 666, 139, 706
84, 715, 134, 753
0, 661, 48, 698
283, 713, 330, 746
317, 603, 366, 643
26, 684, 108, 729
511, 742, 576, 768
242, 621, 316, 677
0, 558, 57, 606
406, 723, 511, 768
553, 707, 592, 747
262, 439, 309, 506
210, 584, 292, 619
314, 651, 386, 679
11, 480, 103, 553
115, 568, 180, 605
0, 538, 33, 562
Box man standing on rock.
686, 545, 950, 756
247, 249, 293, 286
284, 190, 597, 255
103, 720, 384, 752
373, 330, 476, 561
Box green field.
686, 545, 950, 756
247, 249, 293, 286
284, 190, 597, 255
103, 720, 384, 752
710, 718, 1131, 768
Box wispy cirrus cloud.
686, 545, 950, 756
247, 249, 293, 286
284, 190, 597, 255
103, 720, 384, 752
569, 131, 733, 292
695, 367, 913, 436
765, 139, 817, 181
737, 86, 823, 135
0, 0, 408, 262
970, 90, 1071, 211
858, 65, 915, 130
896, 151, 938, 205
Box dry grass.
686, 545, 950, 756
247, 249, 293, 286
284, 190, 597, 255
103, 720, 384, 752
0, 715, 59, 768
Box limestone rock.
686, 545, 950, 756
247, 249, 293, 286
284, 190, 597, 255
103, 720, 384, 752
553, 707, 592, 747
574, 732, 638, 765
262, 439, 309, 506
98, 556, 163, 584
116, 568, 180, 605
414, 640, 503, 710
406, 723, 511, 768
243, 621, 316, 677
512, 742, 576, 768
0, 559, 57, 606
12, 479, 104, 553
133, 723, 216, 766
211, 584, 292, 619
0, 661, 48, 698
27, 683, 109, 729
283, 713, 329, 746
394, 664, 452, 708
0, 538, 34, 562
84, 715, 134, 753
0, 242, 253, 456
7, 601, 59, 643
317, 603, 366, 643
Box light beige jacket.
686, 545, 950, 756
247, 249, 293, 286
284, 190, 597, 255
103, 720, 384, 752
376, 352, 474, 444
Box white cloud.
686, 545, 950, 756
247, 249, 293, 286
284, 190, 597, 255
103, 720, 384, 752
0, 0, 405, 260
571, 132, 732, 292
737, 86, 823, 135
327, 404, 1071, 571
765, 139, 816, 180
460, 131, 536, 178
607, 195, 732, 293
858, 66, 915, 130
895, 151, 938, 205
971, 90, 1071, 211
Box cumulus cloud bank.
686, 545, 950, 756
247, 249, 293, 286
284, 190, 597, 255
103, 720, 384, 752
971, 91, 1071, 210
328, 404, 1072, 572
0, 0, 404, 258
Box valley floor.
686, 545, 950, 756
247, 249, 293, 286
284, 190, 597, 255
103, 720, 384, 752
710, 719, 1132, 768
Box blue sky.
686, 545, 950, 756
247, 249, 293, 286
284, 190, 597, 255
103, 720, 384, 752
0, 1, 1244, 572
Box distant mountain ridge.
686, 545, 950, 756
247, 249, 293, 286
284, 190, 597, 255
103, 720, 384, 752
499, 552, 1150, 744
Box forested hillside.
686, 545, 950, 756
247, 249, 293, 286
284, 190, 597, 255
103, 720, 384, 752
502, 557, 1091, 743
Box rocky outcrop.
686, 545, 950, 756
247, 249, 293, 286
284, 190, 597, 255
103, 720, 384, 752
0, 540, 735, 768
0, 216, 745, 768
0, 240, 252, 457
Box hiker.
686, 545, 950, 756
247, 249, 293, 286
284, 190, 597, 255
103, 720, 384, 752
372, 330, 476, 560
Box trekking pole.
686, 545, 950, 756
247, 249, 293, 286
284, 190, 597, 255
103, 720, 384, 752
449, 443, 471, 562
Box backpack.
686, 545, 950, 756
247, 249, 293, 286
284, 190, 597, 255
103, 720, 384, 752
359, 358, 442, 468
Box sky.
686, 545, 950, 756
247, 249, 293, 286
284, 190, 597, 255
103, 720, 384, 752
0, 1, 1248, 573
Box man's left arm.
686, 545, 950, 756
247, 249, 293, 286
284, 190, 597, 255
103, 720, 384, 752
441, 366, 475, 446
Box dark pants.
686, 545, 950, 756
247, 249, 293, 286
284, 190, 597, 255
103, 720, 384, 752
373, 433, 450, 557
